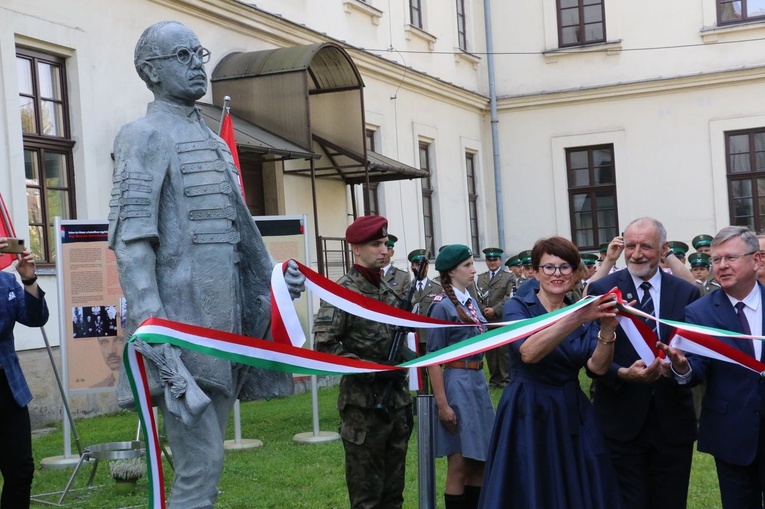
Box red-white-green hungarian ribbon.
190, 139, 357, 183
125, 263, 765, 508
125, 294, 596, 507
611, 289, 765, 374
270, 260, 473, 350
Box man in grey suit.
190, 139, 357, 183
474, 247, 513, 387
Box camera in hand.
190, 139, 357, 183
0, 238, 25, 254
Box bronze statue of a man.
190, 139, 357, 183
108, 21, 303, 508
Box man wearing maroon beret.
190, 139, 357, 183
314, 215, 413, 509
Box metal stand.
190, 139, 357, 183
37, 326, 83, 466
223, 399, 264, 450
32, 327, 153, 506
416, 395, 436, 509
292, 375, 340, 443
31, 441, 144, 506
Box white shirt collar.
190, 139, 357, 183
453, 286, 471, 305
631, 267, 662, 294
726, 282, 761, 312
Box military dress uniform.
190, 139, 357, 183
504, 255, 523, 295
689, 252, 711, 297
411, 276, 442, 392
314, 266, 413, 509
474, 264, 513, 387
383, 264, 411, 300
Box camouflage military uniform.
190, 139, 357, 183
314, 266, 413, 509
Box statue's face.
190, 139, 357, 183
150, 24, 208, 104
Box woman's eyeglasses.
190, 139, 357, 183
538, 264, 574, 276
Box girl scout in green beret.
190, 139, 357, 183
426, 244, 495, 509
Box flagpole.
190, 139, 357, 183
218, 94, 261, 451
218, 95, 230, 134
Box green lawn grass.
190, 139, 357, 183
18, 374, 721, 508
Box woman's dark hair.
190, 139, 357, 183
531, 236, 582, 271
438, 272, 475, 324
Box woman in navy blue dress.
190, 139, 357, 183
427, 245, 495, 509
479, 237, 622, 509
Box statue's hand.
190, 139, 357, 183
284, 260, 305, 300
284, 260, 306, 300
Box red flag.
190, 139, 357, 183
0, 193, 18, 271
220, 111, 246, 201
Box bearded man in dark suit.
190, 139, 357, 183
587, 217, 700, 509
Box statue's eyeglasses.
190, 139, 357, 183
145, 47, 211, 65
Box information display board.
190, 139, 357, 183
56, 215, 311, 396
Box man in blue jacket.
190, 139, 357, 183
0, 239, 48, 508
662, 226, 765, 508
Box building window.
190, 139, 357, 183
456, 0, 467, 51
566, 144, 618, 250
410, 0, 423, 29
725, 128, 765, 231
419, 142, 435, 255
363, 129, 380, 215
17, 48, 75, 264
718, 0, 765, 24
465, 152, 479, 254
558, 0, 606, 47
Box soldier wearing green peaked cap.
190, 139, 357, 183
598, 243, 610, 263
408, 249, 428, 264
409, 248, 441, 394
382, 234, 411, 299
517, 250, 534, 281
581, 252, 599, 279
505, 255, 523, 283
482, 247, 503, 260
667, 241, 689, 265
688, 252, 711, 297
475, 246, 513, 388
505, 255, 522, 268
692, 234, 713, 255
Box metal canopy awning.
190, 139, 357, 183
281, 134, 427, 185
196, 102, 316, 161
209, 42, 426, 187
208, 42, 428, 272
